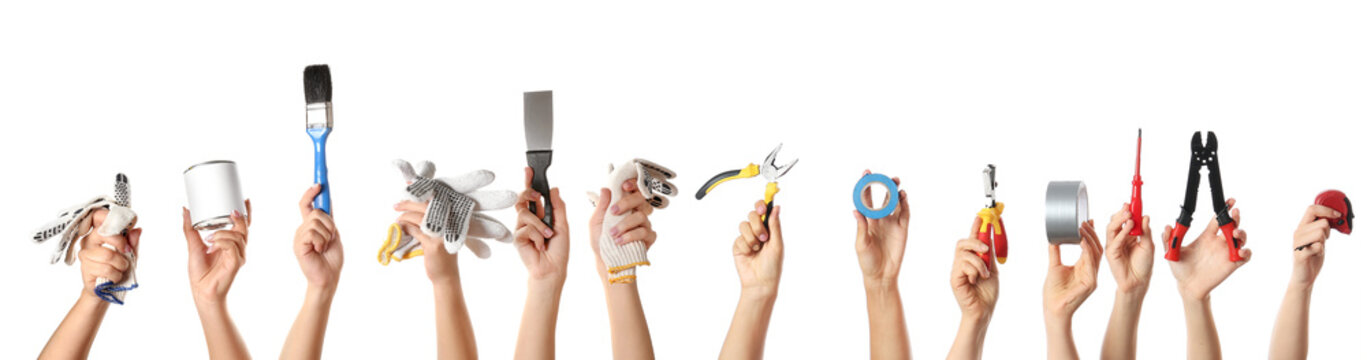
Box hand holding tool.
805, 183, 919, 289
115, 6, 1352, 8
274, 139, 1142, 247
31, 174, 140, 304
696, 144, 798, 230
304, 65, 334, 214
592, 159, 679, 284
1166, 131, 1243, 262
523, 91, 555, 227
977, 165, 1008, 264
1295, 190, 1353, 250
1045, 181, 1089, 245
1129, 129, 1143, 236
381, 160, 517, 261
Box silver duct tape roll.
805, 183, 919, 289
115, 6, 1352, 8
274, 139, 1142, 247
184, 160, 247, 233
1045, 181, 1089, 244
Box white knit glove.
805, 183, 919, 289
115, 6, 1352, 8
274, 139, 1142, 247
31, 174, 139, 304
383, 160, 517, 260
593, 159, 677, 284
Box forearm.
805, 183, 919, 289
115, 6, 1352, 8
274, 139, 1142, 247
39, 294, 110, 359
1181, 296, 1221, 360
1045, 315, 1079, 360
604, 283, 654, 359
281, 286, 337, 360
719, 289, 777, 360
515, 279, 564, 360
1269, 284, 1313, 360
947, 314, 990, 360
434, 279, 478, 360
863, 283, 909, 360
1101, 291, 1146, 360
195, 302, 251, 360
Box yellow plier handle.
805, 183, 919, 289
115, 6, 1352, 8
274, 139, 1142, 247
694, 163, 761, 200
762, 181, 779, 228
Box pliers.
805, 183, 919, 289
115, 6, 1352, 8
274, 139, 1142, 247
977, 165, 1008, 264
1166, 131, 1243, 262
695, 144, 798, 229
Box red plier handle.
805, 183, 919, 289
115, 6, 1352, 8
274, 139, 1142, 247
976, 204, 1008, 264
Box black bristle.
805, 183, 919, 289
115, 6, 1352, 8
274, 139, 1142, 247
303, 65, 332, 103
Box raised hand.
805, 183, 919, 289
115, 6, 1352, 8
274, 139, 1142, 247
295, 185, 343, 290
1164, 198, 1252, 300
183, 200, 251, 306
854, 170, 910, 288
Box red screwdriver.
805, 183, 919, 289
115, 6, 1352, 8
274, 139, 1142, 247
1130, 129, 1143, 236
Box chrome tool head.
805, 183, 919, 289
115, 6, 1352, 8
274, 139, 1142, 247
982, 164, 998, 208
760, 143, 798, 181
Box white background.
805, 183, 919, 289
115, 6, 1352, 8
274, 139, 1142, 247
1, 1, 1363, 359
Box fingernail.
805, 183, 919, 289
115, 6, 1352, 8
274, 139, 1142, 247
610, 205, 620, 214
752, 244, 761, 251
123, 245, 133, 254
231, 210, 241, 218
206, 244, 215, 254
205, 233, 216, 244
609, 227, 620, 237
759, 233, 769, 242
1334, 211, 1343, 217
757, 205, 766, 214
614, 236, 624, 245
542, 228, 555, 238
624, 182, 636, 191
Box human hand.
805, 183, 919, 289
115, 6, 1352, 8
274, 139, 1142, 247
1289, 204, 1341, 288
588, 179, 658, 285
853, 170, 909, 289
394, 200, 460, 284
1044, 220, 1101, 319
1164, 198, 1252, 301
294, 185, 343, 291
1105, 204, 1154, 295
183, 200, 251, 307
514, 167, 570, 286
952, 216, 999, 321
78, 209, 141, 301
734, 200, 784, 298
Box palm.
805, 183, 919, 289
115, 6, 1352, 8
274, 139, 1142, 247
857, 221, 907, 281
1045, 264, 1096, 314
190, 250, 239, 301
735, 248, 782, 289
1167, 229, 1241, 298
518, 233, 568, 281
1112, 244, 1153, 291
953, 274, 998, 315
300, 241, 344, 286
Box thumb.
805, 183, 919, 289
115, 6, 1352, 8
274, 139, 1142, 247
182, 207, 205, 254
129, 228, 143, 256
767, 206, 783, 249
1049, 244, 1062, 267
589, 188, 611, 227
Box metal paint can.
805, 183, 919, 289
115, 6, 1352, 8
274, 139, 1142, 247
184, 160, 246, 232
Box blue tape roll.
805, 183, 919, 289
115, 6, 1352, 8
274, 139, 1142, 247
853, 173, 899, 219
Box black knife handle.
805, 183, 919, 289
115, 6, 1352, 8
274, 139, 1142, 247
527, 150, 554, 227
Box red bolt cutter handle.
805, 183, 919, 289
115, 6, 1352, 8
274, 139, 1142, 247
1220, 222, 1244, 262
1164, 223, 1190, 261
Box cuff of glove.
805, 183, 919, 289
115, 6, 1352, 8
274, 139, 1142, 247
601, 236, 649, 284
94, 251, 138, 305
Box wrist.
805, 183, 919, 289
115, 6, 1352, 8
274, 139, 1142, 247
75, 290, 111, 312
1180, 291, 1211, 305
528, 278, 565, 300
1285, 281, 1314, 297
740, 287, 779, 305
305, 284, 337, 304
863, 277, 899, 293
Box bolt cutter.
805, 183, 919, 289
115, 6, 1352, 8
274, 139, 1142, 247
1166, 131, 1243, 262
695, 144, 798, 229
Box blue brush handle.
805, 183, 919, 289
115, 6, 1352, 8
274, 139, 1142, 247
308, 127, 332, 214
